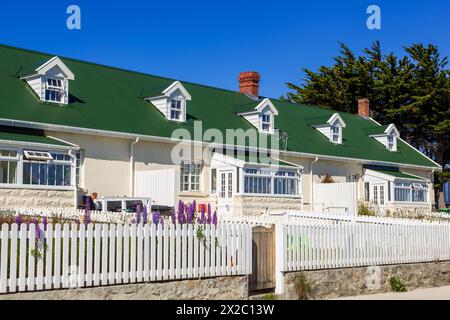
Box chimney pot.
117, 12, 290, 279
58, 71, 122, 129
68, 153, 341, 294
358, 98, 370, 118
238, 71, 260, 98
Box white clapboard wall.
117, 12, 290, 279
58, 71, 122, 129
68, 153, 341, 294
135, 169, 176, 207
0, 222, 252, 294
314, 182, 358, 216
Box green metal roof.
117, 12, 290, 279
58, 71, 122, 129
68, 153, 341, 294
0, 128, 72, 147
0, 44, 440, 169
373, 170, 428, 180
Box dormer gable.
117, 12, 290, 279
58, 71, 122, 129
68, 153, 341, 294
311, 113, 346, 144
19, 56, 75, 105
369, 123, 400, 152
236, 98, 278, 134
145, 81, 191, 122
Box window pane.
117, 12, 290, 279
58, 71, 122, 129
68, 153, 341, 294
39, 163, 47, 185
63, 165, 71, 186
31, 163, 40, 185
56, 165, 63, 186
8, 161, 17, 184
23, 162, 31, 185
48, 164, 56, 185
0, 161, 8, 183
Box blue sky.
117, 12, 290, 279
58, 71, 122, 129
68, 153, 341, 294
1, 0, 449, 98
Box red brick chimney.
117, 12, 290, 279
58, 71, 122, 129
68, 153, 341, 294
238, 71, 260, 98
358, 98, 370, 118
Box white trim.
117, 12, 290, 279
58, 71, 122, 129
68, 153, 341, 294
0, 118, 441, 171
255, 98, 278, 115
20, 56, 75, 81
364, 169, 430, 182
327, 113, 346, 128
0, 184, 74, 191
162, 81, 192, 100
0, 138, 77, 151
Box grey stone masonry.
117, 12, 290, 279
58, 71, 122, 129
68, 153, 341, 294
0, 188, 74, 208
0, 276, 248, 300
284, 261, 450, 300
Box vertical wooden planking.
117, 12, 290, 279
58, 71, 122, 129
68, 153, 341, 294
163, 224, 169, 280
28, 224, 36, 291
86, 223, 94, 287
234, 224, 240, 275
70, 224, 77, 288
44, 223, 54, 290
93, 224, 101, 287
143, 224, 150, 282
136, 224, 143, 283
101, 224, 108, 285
17, 224, 27, 292
210, 225, 216, 277
193, 224, 199, 278
129, 224, 137, 283
0, 224, 8, 293
123, 224, 130, 284
169, 223, 175, 280
35, 223, 44, 291
116, 224, 123, 284
62, 224, 70, 288
176, 224, 181, 279
78, 224, 86, 288
186, 224, 192, 278
199, 225, 205, 278
53, 224, 62, 289
8, 224, 19, 293
150, 224, 156, 281
156, 225, 163, 281
109, 224, 116, 285
226, 224, 231, 275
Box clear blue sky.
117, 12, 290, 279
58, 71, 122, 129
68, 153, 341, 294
1, 0, 449, 98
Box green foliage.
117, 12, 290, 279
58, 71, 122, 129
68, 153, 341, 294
358, 202, 376, 216
263, 293, 277, 300
285, 41, 450, 202
294, 273, 312, 300
390, 276, 408, 292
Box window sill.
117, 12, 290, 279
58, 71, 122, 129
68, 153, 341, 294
0, 184, 74, 191
240, 193, 302, 199
179, 191, 209, 198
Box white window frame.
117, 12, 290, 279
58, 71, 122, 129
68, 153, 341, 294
260, 113, 273, 133
331, 124, 341, 143
393, 181, 428, 203
169, 98, 185, 122
0, 148, 20, 185
180, 161, 202, 192
387, 135, 396, 151
23, 151, 72, 187
243, 167, 300, 197
24, 150, 54, 161
44, 77, 65, 103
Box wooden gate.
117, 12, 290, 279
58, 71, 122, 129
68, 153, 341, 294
249, 225, 275, 292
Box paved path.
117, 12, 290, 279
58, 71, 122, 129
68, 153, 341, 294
334, 286, 450, 300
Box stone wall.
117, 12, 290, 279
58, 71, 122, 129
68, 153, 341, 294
234, 196, 303, 215
283, 261, 450, 300
0, 276, 248, 300
0, 188, 74, 208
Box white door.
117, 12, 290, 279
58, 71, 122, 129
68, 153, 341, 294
217, 170, 234, 214
371, 184, 386, 206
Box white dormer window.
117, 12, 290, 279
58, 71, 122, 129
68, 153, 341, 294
170, 99, 183, 121
261, 114, 272, 132
332, 124, 340, 143
369, 124, 399, 152
20, 56, 75, 105
237, 98, 278, 134
145, 81, 191, 122
45, 78, 64, 103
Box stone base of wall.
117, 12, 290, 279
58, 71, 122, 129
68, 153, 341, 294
0, 276, 248, 300
283, 261, 450, 300
0, 188, 74, 208
234, 196, 303, 215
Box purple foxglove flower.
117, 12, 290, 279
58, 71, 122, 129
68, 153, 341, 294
170, 209, 176, 224
207, 204, 212, 224
152, 211, 161, 225
42, 216, 48, 230
200, 204, 206, 224
142, 206, 148, 225
159, 216, 164, 225
15, 214, 22, 225
212, 210, 218, 226
177, 200, 185, 224
136, 205, 141, 224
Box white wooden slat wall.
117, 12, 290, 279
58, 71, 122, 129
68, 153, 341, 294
0, 222, 251, 294
283, 221, 450, 272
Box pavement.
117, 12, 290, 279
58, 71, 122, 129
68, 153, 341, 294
333, 286, 450, 300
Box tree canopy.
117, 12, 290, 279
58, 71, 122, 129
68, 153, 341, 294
284, 42, 450, 204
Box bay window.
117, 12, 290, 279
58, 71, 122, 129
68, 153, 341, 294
394, 181, 428, 203
243, 167, 299, 196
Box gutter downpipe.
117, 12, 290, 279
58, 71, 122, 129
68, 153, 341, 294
68, 149, 78, 209
310, 157, 319, 212
130, 137, 140, 197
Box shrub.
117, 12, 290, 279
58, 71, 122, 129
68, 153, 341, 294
390, 276, 407, 292
321, 174, 335, 184
358, 202, 376, 216
294, 273, 312, 300
263, 293, 276, 300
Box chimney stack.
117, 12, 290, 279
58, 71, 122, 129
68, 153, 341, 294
358, 98, 370, 118
238, 71, 260, 98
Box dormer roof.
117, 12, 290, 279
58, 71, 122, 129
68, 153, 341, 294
19, 56, 75, 80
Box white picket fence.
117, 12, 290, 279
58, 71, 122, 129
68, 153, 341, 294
0, 222, 252, 294
282, 221, 450, 272
1, 207, 135, 224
